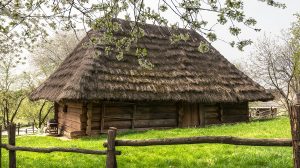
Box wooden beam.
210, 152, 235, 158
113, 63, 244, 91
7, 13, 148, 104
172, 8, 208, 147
86, 103, 93, 136
131, 104, 136, 129
0, 144, 120, 155
104, 136, 292, 147
219, 104, 223, 122
199, 104, 205, 127
101, 103, 105, 133
177, 102, 183, 127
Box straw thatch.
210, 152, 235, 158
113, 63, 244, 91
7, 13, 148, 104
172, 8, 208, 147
30, 19, 273, 103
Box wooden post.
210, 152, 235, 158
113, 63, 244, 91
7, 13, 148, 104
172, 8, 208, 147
106, 127, 117, 168
177, 102, 183, 127
8, 124, 16, 168
290, 105, 300, 168
100, 103, 105, 133
25, 129, 27, 134
199, 104, 205, 127
0, 125, 2, 168
86, 103, 93, 136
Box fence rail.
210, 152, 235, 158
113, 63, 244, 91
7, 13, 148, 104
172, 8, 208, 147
103, 136, 292, 147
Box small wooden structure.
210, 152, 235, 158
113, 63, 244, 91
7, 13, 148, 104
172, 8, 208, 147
30, 19, 273, 138
249, 101, 279, 119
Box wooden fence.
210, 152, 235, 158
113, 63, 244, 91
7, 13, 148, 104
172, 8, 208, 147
0, 125, 121, 168
0, 122, 297, 168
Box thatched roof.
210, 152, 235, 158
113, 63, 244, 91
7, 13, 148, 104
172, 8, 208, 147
30, 19, 273, 103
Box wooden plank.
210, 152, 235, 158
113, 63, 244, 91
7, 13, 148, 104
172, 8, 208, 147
81, 104, 88, 131
132, 104, 136, 129
134, 112, 177, 120
205, 118, 222, 125
134, 119, 177, 128
103, 121, 132, 129
205, 112, 219, 119
86, 104, 93, 135
199, 104, 205, 127
101, 103, 105, 133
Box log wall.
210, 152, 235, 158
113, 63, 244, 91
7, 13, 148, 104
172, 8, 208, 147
58, 101, 249, 137
89, 101, 178, 133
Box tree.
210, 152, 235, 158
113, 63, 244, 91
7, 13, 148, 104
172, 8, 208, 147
248, 15, 300, 112
31, 31, 85, 78
0, 0, 286, 68
0, 54, 26, 128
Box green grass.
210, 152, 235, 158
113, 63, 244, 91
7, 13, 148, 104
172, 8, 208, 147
1, 117, 293, 168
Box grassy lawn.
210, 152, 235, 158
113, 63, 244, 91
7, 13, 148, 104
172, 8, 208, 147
1, 117, 293, 168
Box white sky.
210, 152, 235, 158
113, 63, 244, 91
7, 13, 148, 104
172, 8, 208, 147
19, 0, 299, 72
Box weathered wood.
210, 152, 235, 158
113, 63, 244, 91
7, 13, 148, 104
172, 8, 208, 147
0, 125, 2, 168
177, 102, 184, 127
205, 112, 219, 118
199, 104, 205, 127
81, 104, 88, 131
290, 105, 300, 168
8, 124, 16, 168
0, 144, 120, 155
219, 104, 223, 122
54, 102, 59, 120
134, 119, 177, 128
134, 111, 177, 120
101, 103, 105, 133
132, 104, 136, 129
86, 104, 93, 135
106, 127, 117, 168
104, 136, 292, 147
103, 121, 132, 129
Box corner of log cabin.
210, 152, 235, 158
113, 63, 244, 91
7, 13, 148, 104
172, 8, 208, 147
57, 102, 87, 138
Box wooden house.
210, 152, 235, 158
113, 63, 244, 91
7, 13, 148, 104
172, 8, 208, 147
30, 19, 273, 138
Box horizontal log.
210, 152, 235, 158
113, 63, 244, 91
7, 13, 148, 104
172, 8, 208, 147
134, 119, 177, 128
67, 107, 83, 114
204, 106, 219, 113
66, 103, 83, 109
134, 112, 177, 120
223, 110, 248, 115
205, 113, 219, 118
205, 118, 221, 124
1, 144, 120, 155
103, 136, 291, 147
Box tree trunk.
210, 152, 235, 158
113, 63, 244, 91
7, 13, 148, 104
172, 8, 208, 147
289, 105, 300, 168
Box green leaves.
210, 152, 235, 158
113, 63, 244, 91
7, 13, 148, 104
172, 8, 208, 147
198, 41, 210, 53
0, 0, 288, 67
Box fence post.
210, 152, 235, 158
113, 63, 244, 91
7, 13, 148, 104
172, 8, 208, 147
106, 127, 117, 168
0, 125, 2, 168
8, 124, 16, 168
32, 123, 34, 134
